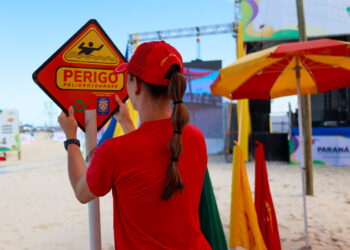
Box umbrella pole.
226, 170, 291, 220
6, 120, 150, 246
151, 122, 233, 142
295, 62, 310, 249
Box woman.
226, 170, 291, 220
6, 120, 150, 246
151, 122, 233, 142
58, 41, 211, 249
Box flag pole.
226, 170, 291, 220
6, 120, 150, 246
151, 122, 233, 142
85, 109, 102, 250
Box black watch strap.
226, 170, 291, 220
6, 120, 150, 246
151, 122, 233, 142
64, 139, 80, 151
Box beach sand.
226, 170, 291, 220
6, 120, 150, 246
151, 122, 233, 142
0, 132, 349, 249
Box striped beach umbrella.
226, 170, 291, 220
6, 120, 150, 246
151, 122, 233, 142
211, 38, 350, 248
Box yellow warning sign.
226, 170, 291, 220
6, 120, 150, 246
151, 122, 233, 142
63, 27, 119, 66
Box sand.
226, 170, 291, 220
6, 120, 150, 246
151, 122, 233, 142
0, 132, 349, 250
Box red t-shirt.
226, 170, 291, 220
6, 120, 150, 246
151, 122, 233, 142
86, 118, 211, 250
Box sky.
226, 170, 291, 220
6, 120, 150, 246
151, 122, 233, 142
0, 0, 295, 126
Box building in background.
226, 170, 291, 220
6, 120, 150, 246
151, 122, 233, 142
183, 59, 223, 154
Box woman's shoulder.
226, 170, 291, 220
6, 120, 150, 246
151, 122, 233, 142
182, 124, 207, 155
183, 124, 205, 140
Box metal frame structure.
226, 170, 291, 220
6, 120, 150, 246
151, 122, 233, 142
127, 22, 238, 59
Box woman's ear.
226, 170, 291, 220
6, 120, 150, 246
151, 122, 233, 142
134, 78, 142, 96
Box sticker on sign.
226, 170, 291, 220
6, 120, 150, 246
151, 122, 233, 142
32, 19, 128, 132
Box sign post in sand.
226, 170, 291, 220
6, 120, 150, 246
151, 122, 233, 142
33, 19, 128, 250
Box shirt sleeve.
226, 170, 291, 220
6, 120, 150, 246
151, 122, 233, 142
86, 141, 116, 197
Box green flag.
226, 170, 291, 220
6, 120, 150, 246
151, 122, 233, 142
199, 169, 228, 250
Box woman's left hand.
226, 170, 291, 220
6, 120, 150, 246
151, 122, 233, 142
58, 106, 78, 139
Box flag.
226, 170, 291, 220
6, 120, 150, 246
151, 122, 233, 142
97, 116, 117, 146
112, 101, 139, 137
229, 143, 267, 250
254, 141, 281, 250
236, 20, 251, 161
199, 169, 228, 250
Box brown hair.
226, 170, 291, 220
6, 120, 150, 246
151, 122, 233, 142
161, 65, 189, 200
130, 65, 190, 201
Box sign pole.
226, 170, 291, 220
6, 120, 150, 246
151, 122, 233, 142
85, 109, 102, 250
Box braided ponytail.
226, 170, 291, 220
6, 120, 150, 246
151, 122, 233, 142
161, 65, 190, 201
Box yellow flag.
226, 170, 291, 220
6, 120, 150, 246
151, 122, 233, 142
229, 143, 267, 250
236, 20, 251, 161
113, 100, 139, 137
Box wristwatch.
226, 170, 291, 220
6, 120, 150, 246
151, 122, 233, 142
64, 139, 80, 151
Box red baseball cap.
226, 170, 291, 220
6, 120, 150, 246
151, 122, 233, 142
115, 41, 183, 87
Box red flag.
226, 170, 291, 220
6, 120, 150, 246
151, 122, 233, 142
254, 141, 281, 250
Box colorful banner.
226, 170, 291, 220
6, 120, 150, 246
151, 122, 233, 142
184, 68, 219, 95
0, 110, 20, 152
183, 66, 223, 153
290, 135, 350, 166
242, 0, 350, 41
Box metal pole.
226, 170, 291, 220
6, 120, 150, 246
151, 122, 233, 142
85, 109, 102, 250
295, 57, 310, 249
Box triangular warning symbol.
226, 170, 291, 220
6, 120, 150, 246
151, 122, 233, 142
63, 27, 119, 66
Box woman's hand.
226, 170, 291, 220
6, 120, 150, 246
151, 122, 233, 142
114, 95, 135, 134
58, 106, 78, 139
114, 94, 130, 122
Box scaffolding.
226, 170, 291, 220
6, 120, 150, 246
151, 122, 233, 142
127, 22, 238, 59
